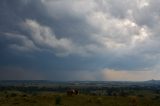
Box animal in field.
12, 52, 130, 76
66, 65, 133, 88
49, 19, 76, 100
74, 89, 79, 95
67, 89, 79, 96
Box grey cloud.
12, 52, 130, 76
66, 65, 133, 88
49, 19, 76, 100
1, 0, 160, 80
0, 67, 45, 80
3, 32, 39, 52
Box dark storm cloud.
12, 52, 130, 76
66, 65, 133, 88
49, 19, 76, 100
0, 0, 45, 31
0, 0, 160, 80
0, 67, 45, 80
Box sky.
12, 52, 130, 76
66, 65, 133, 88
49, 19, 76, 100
0, 0, 160, 81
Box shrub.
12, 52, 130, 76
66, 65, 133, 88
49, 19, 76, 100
10, 93, 17, 97
96, 97, 102, 104
152, 95, 160, 100
55, 96, 62, 105
4, 91, 8, 94
86, 98, 93, 103
129, 96, 138, 106
137, 94, 144, 98
22, 94, 27, 97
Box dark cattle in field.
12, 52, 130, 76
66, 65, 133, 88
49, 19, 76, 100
74, 89, 79, 95
67, 89, 79, 96
67, 89, 75, 96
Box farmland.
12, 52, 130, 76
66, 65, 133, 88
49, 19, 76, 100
0, 80, 160, 106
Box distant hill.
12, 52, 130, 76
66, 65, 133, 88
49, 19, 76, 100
0, 80, 160, 88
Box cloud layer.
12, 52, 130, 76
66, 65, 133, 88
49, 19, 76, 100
0, 0, 160, 80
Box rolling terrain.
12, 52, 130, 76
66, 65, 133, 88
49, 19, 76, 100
0, 80, 160, 106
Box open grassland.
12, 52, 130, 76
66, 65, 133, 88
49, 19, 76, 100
0, 91, 160, 106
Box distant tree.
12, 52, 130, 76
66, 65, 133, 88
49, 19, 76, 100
119, 90, 128, 97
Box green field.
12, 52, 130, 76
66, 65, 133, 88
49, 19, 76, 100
0, 91, 160, 106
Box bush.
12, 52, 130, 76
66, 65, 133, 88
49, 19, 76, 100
137, 94, 144, 98
10, 93, 17, 97
96, 97, 102, 104
129, 96, 138, 106
22, 94, 27, 97
55, 96, 62, 105
86, 98, 93, 103
152, 95, 160, 100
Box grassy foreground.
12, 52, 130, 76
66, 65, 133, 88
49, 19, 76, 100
0, 91, 160, 106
